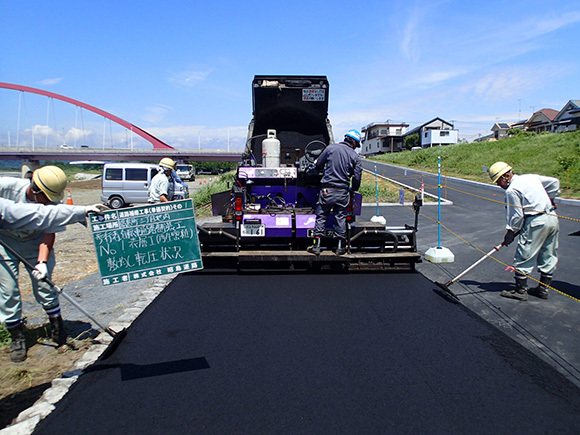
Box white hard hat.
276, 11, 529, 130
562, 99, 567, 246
489, 162, 512, 183
32, 166, 67, 202
159, 157, 176, 171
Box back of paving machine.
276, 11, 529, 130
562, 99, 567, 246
198, 75, 421, 271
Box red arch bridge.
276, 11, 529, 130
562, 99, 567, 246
0, 82, 242, 170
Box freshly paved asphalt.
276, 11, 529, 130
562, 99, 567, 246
34, 271, 580, 434
33, 161, 580, 433
361, 161, 580, 387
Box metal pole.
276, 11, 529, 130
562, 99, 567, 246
374, 163, 379, 216
437, 156, 442, 248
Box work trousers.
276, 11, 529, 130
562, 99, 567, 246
0, 235, 57, 326
313, 187, 350, 240
514, 213, 559, 276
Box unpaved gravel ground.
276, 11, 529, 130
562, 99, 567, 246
1, 178, 149, 429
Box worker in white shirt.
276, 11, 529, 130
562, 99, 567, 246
148, 158, 176, 203
489, 162, 560, 301
0, 166, 107, 362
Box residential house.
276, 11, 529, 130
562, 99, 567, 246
553, 100, 580, 133
404, 117, 458, 148
525, 108, 558, 133
360, 122, 409, 156
491, 122, 511, 140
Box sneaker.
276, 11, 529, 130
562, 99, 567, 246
334, 247, 347, 256
307, 238, 321, 256
307, 245, 321, 255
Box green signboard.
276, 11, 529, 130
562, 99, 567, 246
90, 199, 203, 286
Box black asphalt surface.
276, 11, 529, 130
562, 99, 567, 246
33, 161, 580, 433
35, 271, 580, 434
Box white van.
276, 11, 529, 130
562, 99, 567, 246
101, 162, 189, 209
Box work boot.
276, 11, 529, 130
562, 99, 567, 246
8, 324, 27, 363
49, 315, 67, 346
334, 238, 347, 256
501, 276, 528, 301
307, 237, 321, 256
528, 273, 552, 300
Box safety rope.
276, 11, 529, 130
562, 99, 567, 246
403, 201, 579, 302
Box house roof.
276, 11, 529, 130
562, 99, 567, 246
404, 117, 454, 136
554, 100, 580, 121
535, 108, 558, 121
491, 122, 511, 131
362, 122, 409, 132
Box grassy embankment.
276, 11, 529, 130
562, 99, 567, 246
371, 131, 580, 199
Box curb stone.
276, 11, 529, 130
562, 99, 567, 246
1, 274, 176, 434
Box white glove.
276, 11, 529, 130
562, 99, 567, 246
85, 204, 110, 215
32, 262, 48, 280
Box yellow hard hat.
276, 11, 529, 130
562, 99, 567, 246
489, 161, 512, 183
159, 157, 176, 171
31, 166, 67, 202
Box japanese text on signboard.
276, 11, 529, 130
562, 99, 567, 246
90, 199, 202, 286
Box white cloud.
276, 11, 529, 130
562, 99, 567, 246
168, 69, 213, 88
142, 104, 173, 124
463, 64, 571, 102
38, 78, 63, 86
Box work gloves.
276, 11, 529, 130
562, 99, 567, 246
85, 204, 109, 215
32, 261, 48, 280
502, 230, 517, 247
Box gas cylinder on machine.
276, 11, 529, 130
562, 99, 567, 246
262, 129, 280, 168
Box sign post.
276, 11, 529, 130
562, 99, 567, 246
90, 199, 203, 286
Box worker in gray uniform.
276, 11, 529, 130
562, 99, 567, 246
0, 197, 103, 230
0, 166, 107, 362
148, 158, 176, 203
308, 129, 363, 256
489, 162, 560, 301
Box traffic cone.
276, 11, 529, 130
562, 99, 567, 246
66, 189, 73, 205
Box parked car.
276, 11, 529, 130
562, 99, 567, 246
176, 164, 195, 181
101, 162, 189, 209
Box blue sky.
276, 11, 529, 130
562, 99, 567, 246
1, 0, 579, 150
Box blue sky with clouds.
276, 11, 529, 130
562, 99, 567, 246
1, 0, 579, 149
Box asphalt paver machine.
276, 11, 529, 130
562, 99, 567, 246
198, 76, 421, 271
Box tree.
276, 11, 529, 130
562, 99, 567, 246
404, 133, 420, 150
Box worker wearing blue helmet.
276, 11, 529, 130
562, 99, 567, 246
308, 129, 362, 255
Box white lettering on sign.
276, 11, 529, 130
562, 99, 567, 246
302, 89, 325, 101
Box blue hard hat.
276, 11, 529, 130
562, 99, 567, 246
345, 129, 362, 144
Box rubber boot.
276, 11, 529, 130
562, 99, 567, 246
8, 324, 27, 363
49, 315, 67, 346
334, 238, 347, 256
501, 276, 528, 301
528, 273, 551, 299
307, 237, 321, 256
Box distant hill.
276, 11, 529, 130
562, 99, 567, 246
370, 130, 580, 199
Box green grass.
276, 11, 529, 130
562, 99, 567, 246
370, 131, 580, 198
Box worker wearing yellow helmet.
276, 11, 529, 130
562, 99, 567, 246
489, 162, 560, 301
148, 158, 177, 203
0, 166, 72, 361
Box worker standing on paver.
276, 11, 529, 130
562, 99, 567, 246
308, 130, 363, 256
489, 162, 560, 301
0, 166, 104, 362
149, 158, 176, 203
